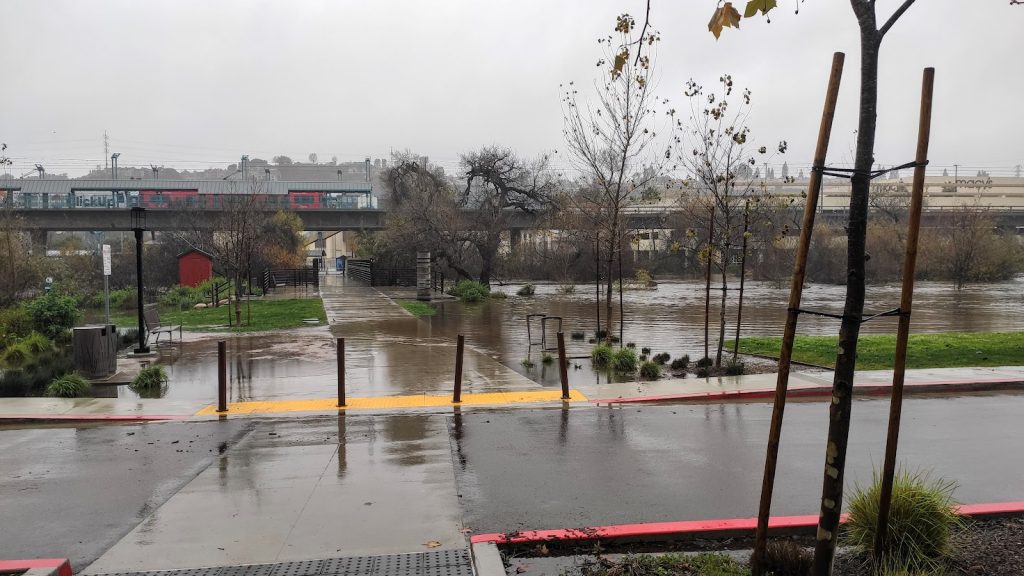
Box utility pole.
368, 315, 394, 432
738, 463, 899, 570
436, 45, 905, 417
111, 153, 120, 179
953, 163, 959, 192
104, 130, 109, 170
150, 164, 159, 179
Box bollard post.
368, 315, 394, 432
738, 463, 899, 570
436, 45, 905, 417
453, 334, 464, 403
557, 332, 570, 400
216, 340, 227, 412
337, 337, 346, 407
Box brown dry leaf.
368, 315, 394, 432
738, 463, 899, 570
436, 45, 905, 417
425, 540, 442, 548
708, 2, 742, 39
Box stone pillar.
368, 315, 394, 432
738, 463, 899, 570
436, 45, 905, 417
416, 252, 432, 301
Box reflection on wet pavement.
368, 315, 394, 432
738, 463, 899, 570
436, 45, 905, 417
84, 414, 465, 572
109, 275, 1024, 403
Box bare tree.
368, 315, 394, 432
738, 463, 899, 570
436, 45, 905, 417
677, 76, 785, 366
563, 14, 665, 339
0, 207, 45, 307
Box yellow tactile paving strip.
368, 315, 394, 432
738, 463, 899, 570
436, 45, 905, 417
195, 389, 587, 416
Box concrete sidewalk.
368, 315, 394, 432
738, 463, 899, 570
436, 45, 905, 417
2, 366, 1022, 421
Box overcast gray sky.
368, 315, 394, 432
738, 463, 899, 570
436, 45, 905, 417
1, 0, 1021, 178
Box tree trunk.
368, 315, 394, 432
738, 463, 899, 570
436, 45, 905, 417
716, 263, 728, 367
605, 223, 617, 338
812, 13, 880, 575
234, 274, 243, 325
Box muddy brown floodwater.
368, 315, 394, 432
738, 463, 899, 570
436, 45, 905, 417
107, 276, 1024, 402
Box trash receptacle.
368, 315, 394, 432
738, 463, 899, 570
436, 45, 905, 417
72, 325, 118, 379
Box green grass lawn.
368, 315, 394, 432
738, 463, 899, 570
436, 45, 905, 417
399, 300, 437, 317
105, 298, 326, 332
731, 331, 1024, 370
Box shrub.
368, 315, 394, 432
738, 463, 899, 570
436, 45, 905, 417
609, 335, 620, 343
25, 294, 80, 339
755, 540, 812, 576
541, 353, 554, 365
670, 356, 689, 371
521, 358, 535, 368
639, 361, 661, 380
845, 470, 963, 571
612, 347, 638, 373
448, 280, 490, 303
2, 344, 30, 368
45, 372, 91, 398
652, 352, 671, 365
587, 338, 596, 344
595, 330, 608, 339
696, 366, 710, 378
625, 342, 636, 348
570, 331, 585, 340
641, 346, 651, 355
557, 284, 576, 295
489, 291, 508, 299
20, 332, 54, 356
0, 369, 31, 396
725, 361, 745, 376
160, 285, 202, 308
696, 356, 714, 368
516, 283, 536, 296
119, 327, 140, 349
586, 553, 747, 576
129, 365, 169, 398
591, 344, 613, 368
0, 307, 34, 340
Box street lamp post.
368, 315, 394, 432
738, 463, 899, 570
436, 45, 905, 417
131, 207, 150, 354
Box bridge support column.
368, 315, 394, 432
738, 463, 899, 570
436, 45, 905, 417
416, 252, 432, 301
29, 230, 48, 254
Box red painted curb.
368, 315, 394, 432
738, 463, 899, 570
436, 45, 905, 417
0, 559, 72, 576
589, 377, 1024, 405
471, 501, 1024, 545
0, 414, 189, 422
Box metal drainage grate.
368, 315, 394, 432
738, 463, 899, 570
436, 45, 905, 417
92, 549, 473, 576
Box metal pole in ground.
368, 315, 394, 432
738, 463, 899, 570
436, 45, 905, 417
557, 332, 570, 400
217, 340, 227, 412
337, 337, 346, 407
874, 67, 934, 563
453, 334, 464, 403
751, 52, 845, 576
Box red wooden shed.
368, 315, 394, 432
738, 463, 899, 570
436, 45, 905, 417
177, 249, 214, 287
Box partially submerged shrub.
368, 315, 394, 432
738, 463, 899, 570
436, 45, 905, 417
639, 361, 661, 380
625, 342, 636, 348
641, 346, 651, 355
516, 283, 536, 297
447, 280, 490, 302
46, 372, 91, 398
541, 353, 554, 365
670, 356, 689, 371
557, 284, 576, 294
570, 331, 585, 340
845, 470, 963, 571
696, 356, 714, 368
521, 357, 535, 368
489, 291, 508, 299
696, 366, 710, 378
725, 361, 745, 376
612, 347, 638, 373
652, 352, 670, 365
591, 344, 613, 368
131, 365, 169, 390
595, 330, 608, 339
757, 540, 812, 576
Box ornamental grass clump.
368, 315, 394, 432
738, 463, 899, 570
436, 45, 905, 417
612, 347, 638, 373
591, 344, 613, 368
639, 360, 661, 380
45, 372, 91, 398
844, 470, 963, 572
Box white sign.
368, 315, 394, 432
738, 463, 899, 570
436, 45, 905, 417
102, 244, 112, 276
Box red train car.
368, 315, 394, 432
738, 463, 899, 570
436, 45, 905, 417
288, 191, 325, 209
140, 189, 200, 208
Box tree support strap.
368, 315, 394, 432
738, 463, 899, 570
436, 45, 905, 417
788, 307, 906, 323
810, 160, 928, 180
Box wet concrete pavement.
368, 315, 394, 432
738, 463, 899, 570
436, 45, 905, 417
451, 393, 1024, 535
0, 420, 252, 571
84, 415, 466, 573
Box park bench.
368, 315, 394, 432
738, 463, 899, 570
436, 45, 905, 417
143, 304, 182, 345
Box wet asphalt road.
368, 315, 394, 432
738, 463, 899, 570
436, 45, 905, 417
450, 393, 1024, 534
0, 420, 252, 571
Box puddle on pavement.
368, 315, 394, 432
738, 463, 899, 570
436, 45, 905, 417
106, 276, 1024, 403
